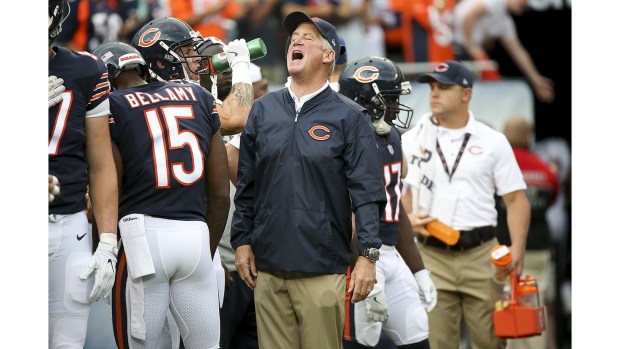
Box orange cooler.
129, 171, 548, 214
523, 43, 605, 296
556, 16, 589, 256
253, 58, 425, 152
493, 271, 546, 338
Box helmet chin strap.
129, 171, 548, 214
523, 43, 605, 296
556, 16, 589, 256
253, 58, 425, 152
148, 68, 166, 82
371, 82, 392, 135
373, 116, 392, 135
210, 74, 218, 100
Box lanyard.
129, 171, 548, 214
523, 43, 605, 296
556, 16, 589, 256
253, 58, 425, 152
436, 133, 471, 182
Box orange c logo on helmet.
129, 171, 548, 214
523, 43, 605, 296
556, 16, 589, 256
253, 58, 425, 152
353, 66, 380, 83
138, 28, 161, 47
434, 62, 449, 72
308, 125, 331, 141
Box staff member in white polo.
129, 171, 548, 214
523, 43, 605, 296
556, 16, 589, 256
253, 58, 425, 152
401, 60, 531, 349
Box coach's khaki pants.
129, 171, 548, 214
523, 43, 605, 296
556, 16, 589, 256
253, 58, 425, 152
254, 271, 346, 349
418, 238, 505, 349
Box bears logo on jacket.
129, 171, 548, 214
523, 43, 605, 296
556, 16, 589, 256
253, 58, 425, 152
308, 125, 331, 141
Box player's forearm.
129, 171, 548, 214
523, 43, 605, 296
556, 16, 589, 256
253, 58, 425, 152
226, 145, 240, 187
504, 190, 530, 257
205, 132, 231, 257
220, 83, 253, 135
207, 194, 230, 258
86, 118, 118, 234
395, 205, 426, 273
89, 165, 119, 234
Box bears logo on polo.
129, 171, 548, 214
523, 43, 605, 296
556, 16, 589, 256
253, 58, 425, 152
308, 125, 331, 141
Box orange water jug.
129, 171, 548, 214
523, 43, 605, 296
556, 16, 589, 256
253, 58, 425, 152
493, 271, 546, 338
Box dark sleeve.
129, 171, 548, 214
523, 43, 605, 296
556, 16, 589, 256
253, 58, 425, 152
354, 203, 382, 251
230, 105, 259, 249
345, 110, 385, 250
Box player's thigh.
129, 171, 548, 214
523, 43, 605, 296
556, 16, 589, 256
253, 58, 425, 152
157, 220, 219, 349
48, 211, 93, 349
383, 258, 429, 345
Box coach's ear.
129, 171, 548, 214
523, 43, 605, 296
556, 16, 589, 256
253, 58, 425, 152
323, 48, 335, 65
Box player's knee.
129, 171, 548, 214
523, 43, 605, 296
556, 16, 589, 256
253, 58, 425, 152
50, 317, 88, 349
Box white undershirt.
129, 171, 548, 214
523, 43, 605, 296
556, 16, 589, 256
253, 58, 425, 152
285, 77, 331, 113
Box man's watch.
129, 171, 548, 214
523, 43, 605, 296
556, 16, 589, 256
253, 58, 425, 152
362, 248, 380, 263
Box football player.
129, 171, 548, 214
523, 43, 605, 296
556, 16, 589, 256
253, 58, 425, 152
339, 56, 436, 349
92, 41, 230, 349
131, 17, 254, 135
48, 0, 119, 348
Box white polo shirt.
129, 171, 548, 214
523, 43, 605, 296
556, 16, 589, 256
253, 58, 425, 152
403, 112, 525, 230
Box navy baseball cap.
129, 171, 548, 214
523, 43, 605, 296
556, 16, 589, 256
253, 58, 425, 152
282, 11, 340, 55
336, 35, 347, 65
417, 61, 474, 88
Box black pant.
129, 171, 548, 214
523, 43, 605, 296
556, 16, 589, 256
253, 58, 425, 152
220, 271, 259, 349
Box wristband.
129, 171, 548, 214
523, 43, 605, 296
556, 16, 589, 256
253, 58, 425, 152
99, 232, 117, 246
231, 61, 252, 85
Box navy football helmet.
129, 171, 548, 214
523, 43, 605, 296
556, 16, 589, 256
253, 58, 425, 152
93, 42, 148, 88
131, 17, 204, 81
339, 56, 414, 134
49, 0, 67, 45
195, 36, 226, 75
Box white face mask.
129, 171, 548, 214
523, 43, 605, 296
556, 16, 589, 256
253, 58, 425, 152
372, 116, 392, 136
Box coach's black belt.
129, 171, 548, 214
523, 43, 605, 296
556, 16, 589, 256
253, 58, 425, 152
423, 226, 495, 251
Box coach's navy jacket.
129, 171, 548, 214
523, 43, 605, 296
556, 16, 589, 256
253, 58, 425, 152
230, 86, 385, 274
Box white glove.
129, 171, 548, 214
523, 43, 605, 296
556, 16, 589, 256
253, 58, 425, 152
414, 269, 437, 312
365, 284, 389, 322
80, 233, 118, 303
49, 75, 65, 108
224, 39, 250, 68
224, 39, 251, 85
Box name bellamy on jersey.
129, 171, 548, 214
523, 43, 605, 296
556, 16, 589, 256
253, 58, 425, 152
123, 86, 198, 108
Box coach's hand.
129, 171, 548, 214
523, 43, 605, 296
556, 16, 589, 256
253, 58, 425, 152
49, 75, 65, 108
349, 257, 376, 303
235, 245, 257, 289
365, 284, 389, 322
80, 232, 118, 303
414, 269, 437, 312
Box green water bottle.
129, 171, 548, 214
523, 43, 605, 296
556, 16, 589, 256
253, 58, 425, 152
210, 38, 267, 73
